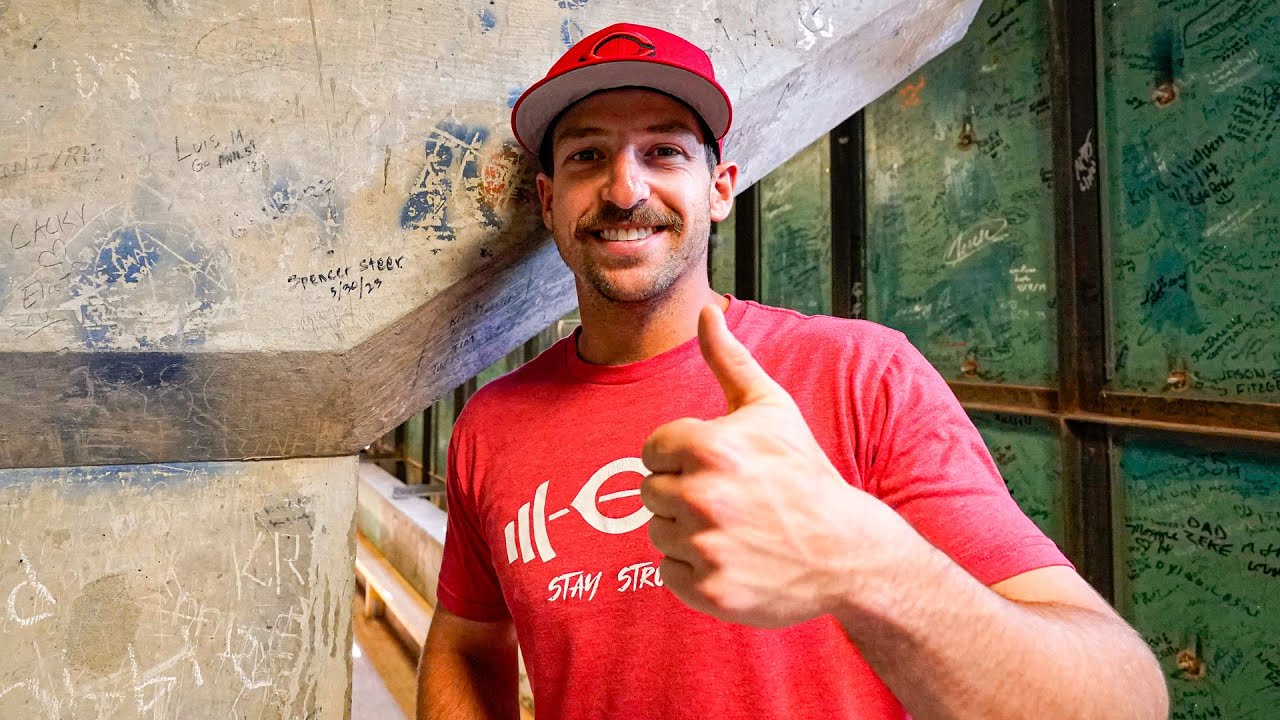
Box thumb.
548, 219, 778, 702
697, 303, 788, 412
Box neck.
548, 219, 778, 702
574, 278, 727, 366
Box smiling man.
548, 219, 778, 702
418, 22, 1168, 720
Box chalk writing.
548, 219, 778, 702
5, 553, 57, 628
1074, 129, 1097, 191
944, 217, 1009, 265
795, 0, 834, 51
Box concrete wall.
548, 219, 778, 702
0, 457, 355, 719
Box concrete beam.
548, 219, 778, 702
1, 0, 980, 467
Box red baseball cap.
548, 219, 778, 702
510, 23, 733, 157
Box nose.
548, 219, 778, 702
600, 151, 650, 210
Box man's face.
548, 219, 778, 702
535, 89, 736, 304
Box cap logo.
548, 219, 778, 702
582, 31, 657, 62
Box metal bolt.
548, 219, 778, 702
961, 357, 979, 376
1167, 370, 1190, 391
1152, 83, 1178, 108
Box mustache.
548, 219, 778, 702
577, 203, 684, 235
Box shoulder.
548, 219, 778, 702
733, 300, 914, 378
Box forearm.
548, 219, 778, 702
417, 640, 519, 720
835, 538, 1168, 720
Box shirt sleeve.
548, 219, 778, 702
435, 416, 513, 622
864, 338, 1072, 585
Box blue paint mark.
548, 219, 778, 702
78, 319, 111, 348
1, 461, 226, 493
507, 86, 524, 108
480, 7, 496, 32
560, 18, 583, 47
265, 177, 296, 218
93, 226, 161, 285
1121, 142, 1156, 228
262, 176, 344, 240
400, 121, 489, 239
69, 223, 226, 349
80, 352, 189, 390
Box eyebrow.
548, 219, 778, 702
553, 122, 701, 144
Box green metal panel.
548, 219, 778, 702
865, 0, 1058, 385
969, 412, 1067, 548
476, 347, 523, 389
430, 389, 456, 482
710, 207, 737, 297
404, 411, 425, 485
1114, 434, 1280, 718
1101, 1, 1280, 401
760, 136, 832, 315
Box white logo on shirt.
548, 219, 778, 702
504, 457, 652, 565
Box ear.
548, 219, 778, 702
709, 161, 739, 223
535, 172, 555, 231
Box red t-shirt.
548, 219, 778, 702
437, 297, 1069, 719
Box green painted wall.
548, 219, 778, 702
971, 412, 1068, 549
1101, 0, 1280, 402
1114, 435, 1280, 720
710, 208, 737, 297
760, 135, 833, 316
865, 0, 1058, 385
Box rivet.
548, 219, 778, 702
1176, 648, 1206, 680
961, 357, 979, 376
1166, 370, 1189, 391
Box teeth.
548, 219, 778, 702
599, 227, 656, 242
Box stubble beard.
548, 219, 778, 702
569, 200, 710, 304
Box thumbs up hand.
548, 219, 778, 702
640, 304, 910, 629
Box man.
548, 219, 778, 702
420, 22, 1168, 720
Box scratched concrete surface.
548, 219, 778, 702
0, 0, 981, 468
0, 457, 356, 719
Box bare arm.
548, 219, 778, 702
641, 304, 1169, 720
835, 539, 1168, 720
417, 606, 520, 720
